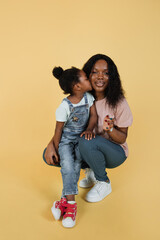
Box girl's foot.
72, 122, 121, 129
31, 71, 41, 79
51, 197, 67, 220
62, 202, 77, 228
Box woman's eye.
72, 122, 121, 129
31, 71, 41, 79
92, 71, 97, 74
105, 72, 109, 75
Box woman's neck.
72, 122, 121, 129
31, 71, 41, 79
95, 92, 106, 101
67, 92, 84, 104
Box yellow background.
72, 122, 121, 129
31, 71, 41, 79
0, 0, 160, 239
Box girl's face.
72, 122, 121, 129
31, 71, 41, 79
89, 59, 109, 95
78, 70, 92, 92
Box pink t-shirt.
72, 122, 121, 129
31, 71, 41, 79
94, 97, 133, 157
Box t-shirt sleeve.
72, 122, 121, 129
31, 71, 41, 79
55, 101, 69, 122
115, 98, 133, 127
86, 92, 95, 108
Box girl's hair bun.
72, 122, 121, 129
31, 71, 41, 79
52, 67, 64, 79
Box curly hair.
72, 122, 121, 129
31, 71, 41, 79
52, 66, 80, 95
82, 54, 125, 108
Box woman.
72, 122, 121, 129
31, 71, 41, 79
78, 54, 133, 203
44, 54, 133, 203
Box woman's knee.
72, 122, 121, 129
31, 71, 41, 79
78, 136, 95, 152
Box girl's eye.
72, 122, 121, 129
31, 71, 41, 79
105, 72, 109, 75
92, 71, 97, 74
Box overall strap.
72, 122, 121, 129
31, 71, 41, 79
84, 93, 88, 104
63, 93, 88, 111
63, 98, 73, 111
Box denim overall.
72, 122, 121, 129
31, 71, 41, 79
58, 93, 89, 197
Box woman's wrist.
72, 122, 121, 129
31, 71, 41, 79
108, 127, 114, 132
104, 125, 114, 133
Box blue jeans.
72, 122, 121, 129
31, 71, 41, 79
43, 147, 88, 168
43, 137, 83, 197
42, 93, 90, 197
78, 135, 127, 182
58, 134, 82, 197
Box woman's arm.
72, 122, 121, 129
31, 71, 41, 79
107, 126, 128, 144
45, 121, 65, 164
80, 102, 98, 140
103, 113, 129, 144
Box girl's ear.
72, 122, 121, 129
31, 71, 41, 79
73, 83, 81, 91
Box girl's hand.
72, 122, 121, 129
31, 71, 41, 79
80, 129, 95, 140
103, 115, 114, 132
45, 142, 60, 165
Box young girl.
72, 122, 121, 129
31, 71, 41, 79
45, 66, 97, 228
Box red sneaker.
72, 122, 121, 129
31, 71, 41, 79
62, 202, 77, 228
51, 197, 67, 220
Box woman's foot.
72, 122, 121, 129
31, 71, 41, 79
51, 197, 67, 220
79, 168, 96, 188
85, 180, 112, 202
62, 201, 77, 228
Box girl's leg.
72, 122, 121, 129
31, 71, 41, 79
78, 135, 127, 182
65, 142, 83, 201
59, 142, 81, 198
66, 195, 75, 201
43, 144, 81, 200
63, 141, 83, 202
59, 142, 79, 228
74, 143, 83, 186
43, 147, 88, 168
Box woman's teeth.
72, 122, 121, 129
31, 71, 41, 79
95, 82, 104, 87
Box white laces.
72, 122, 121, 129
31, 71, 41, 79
94, 180, 106, 190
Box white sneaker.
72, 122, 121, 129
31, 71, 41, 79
79, 168, 96, 188
85, 180, 112, 202
62, 202, 77, 228
51, 197, 67, 220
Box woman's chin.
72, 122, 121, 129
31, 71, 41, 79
94, 86, 105, 92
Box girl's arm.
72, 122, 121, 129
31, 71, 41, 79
53, 121, 65, 151
45, 121, 65, 165
80, 102, 98, 140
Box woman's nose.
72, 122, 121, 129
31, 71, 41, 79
98, 72, 103, 79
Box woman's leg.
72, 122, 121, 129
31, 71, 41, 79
78, 135, 127, 182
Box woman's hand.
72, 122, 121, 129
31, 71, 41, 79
45, 142, 60, 165
80, 129, 95, 140
103, 115, 128, 144
103, 115, 114, 132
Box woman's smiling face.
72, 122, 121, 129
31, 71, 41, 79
90, 59, 109, 97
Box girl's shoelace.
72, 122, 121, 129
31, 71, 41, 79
62, 203, 77, 220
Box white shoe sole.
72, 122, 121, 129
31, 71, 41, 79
85, 188, 112, 202
51, 202, 61, 220
62, 218, 76, 228
79, 181, 94, 188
